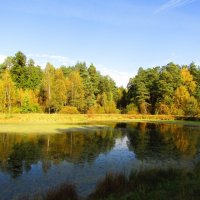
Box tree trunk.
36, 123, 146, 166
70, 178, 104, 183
48, 80, 51, 114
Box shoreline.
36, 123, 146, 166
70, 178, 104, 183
1, 114, 200, 134
1, 113, 199, 123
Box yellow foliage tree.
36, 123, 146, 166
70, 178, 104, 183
66, 71, 85, 111
51, 69, 67, 112
180, 67, 196, 93
0, 70, 16, 113
174, 85, 190, 107
174, 85, 199, 116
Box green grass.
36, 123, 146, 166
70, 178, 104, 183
0, 123, 111, 134
0, 123, 80, 134
0, 113, 177, 124
1, 113, 200, 123
1, 113, 200, 134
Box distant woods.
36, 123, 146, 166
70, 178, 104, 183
0, 52, 123, 114
0, 51, 200, 116
127, 62, 200, 116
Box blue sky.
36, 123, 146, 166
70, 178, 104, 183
0, 0, 200, 86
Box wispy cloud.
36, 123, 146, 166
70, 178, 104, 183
27, 54, 76, 68
154, 0, 195, 14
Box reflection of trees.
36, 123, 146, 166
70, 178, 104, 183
1, 123, 199, 178
42, 127, 119, 165
0, 126, 122, 177
127, 123, 200, 161
7, 142, 40, 178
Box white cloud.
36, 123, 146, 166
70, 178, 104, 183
27, 54, 76, 68
96, 64, 133, 87
0, 55, 6, 64
154, 0, 195, 14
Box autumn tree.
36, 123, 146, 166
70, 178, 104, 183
75, 62, 95, 112
2, 51, 200, 115
41, 63, 55, 113
180, 67, 196, 94
173, 68, 198, 116
51, 69, 67, 112
0, 70, 16, 113
66, 71, 85, 111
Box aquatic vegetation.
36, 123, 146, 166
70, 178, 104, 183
17, 166, 200, 200
88, 167, 200, 200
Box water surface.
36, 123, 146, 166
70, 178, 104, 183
0, 122, 200, 199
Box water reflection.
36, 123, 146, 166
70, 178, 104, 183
0, 122, 200, 199
127, 123, 200, 158
0, 126, 123, 178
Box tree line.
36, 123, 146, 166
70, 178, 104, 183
0, 51, 200, 116
127, 62, 200, 116
0, 51, 123, 114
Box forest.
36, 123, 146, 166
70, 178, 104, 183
0, 51, 200, 116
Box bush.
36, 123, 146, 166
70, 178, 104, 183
20, 103, 41, 113
156, 103, 171, 115
126, 103, 138, 114
20, 94, 41, 113
87, 104, 105, 114
11, 107, 21, 113
59, 106, 80, 114
184, 96, 199, 116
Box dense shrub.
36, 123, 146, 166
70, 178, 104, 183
126, 103, 138, 114
87, 104, 105, 114
59, 106, 80, 114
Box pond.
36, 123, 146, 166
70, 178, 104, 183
0, 122, 200, 200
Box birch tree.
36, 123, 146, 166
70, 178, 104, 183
0, 70, 16, 113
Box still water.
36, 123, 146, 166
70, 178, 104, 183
0, 122, 200, 199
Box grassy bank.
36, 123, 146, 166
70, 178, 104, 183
1, 114, 200, 134
1, 113, 200, 124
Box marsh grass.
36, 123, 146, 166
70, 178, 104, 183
17, 183, 78, 200
1, 113, 200, 125
16, 167, 200, 200
88, 172, 128, 199
88, 168, 200, 200
44, 183, 78, 200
